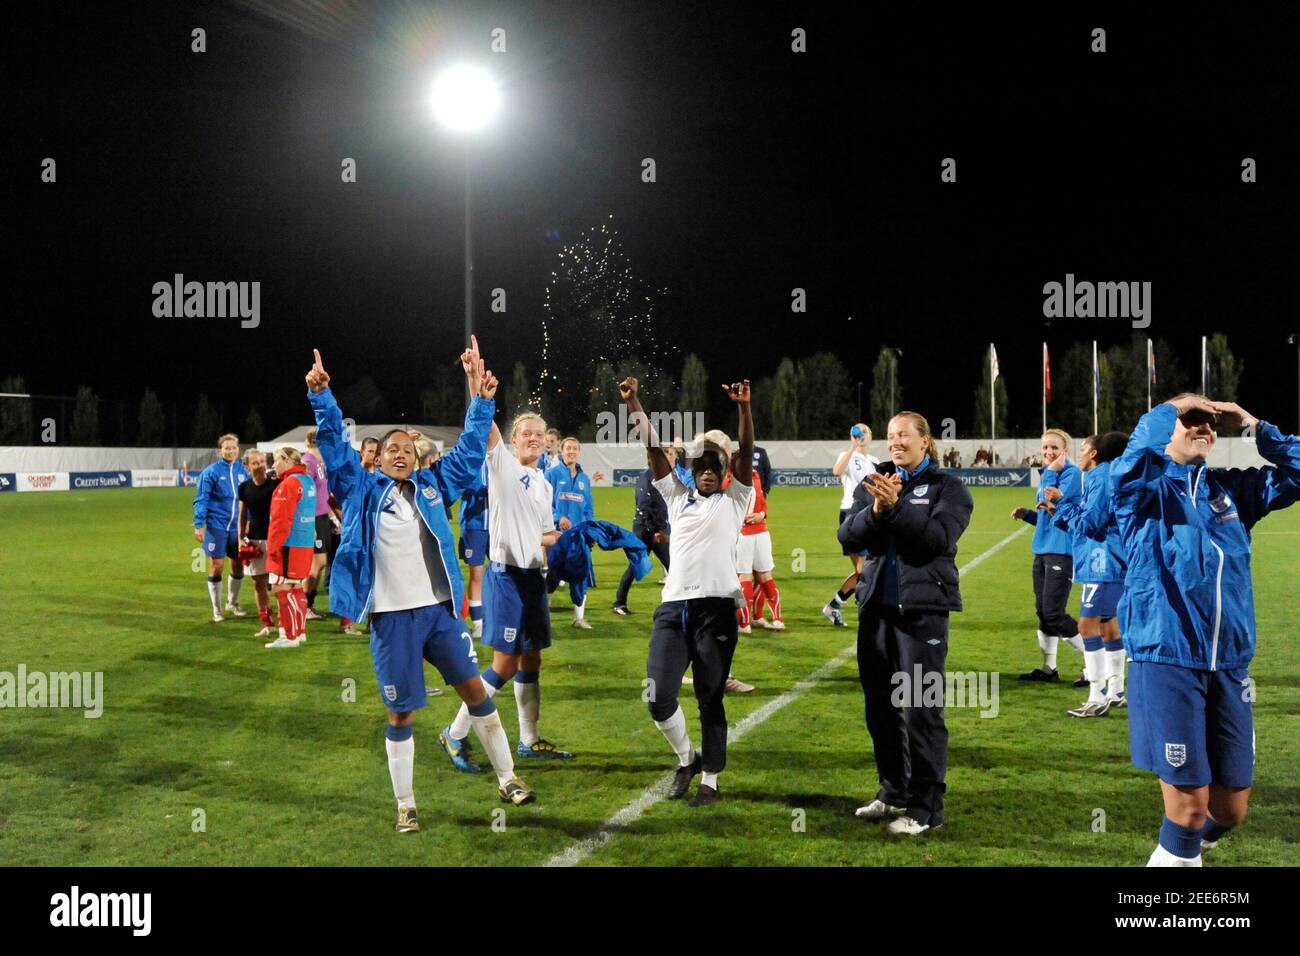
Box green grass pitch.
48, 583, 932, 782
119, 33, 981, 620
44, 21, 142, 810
1, 486, 1297, 866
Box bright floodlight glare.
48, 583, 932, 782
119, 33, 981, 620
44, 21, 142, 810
430, 66, 500, 131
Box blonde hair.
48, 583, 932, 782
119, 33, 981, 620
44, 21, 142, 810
1042, 428, 1072, 448
275, 445, 301, 465
889, 412, 938, 463
699, 429, 732, 457
511, 411, 546, 439
217, 433, 239, 448
242, 448, 265, 465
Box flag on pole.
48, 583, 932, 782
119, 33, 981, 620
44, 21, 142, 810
1043, 343, 1052, 402
1148, 338, 1157, 383
1093, 346, 1101, 400
991, 344, 1000, 381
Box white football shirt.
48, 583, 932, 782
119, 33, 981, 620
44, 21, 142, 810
838, 452, 880, 509
487, 444, 555, 569
653, 471, 754, 605
372, 482, 449, 612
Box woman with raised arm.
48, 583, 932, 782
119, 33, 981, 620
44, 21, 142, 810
441, 408, 575, 767
623, 375, 755, 807
305, 340, 535, 835
839, 412, 973, 836
1111, 395, 1300, 866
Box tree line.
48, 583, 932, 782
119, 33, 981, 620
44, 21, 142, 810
0, 333, 1246, 446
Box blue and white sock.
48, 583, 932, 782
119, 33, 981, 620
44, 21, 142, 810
515, 670, 540, 747
450, 668, 507, 740
385, 724, 415, 809
1157, 816, 1202, 863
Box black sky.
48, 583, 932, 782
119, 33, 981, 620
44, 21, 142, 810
6, 2, 1299, 439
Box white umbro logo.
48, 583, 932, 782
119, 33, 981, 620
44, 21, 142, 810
927, 638, 941, 645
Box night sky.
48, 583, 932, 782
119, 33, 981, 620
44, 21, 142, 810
7, 3, 1299, 440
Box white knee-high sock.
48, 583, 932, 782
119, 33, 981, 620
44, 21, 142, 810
574, 599, 586, 620
515, 679, 540, 747
653, 705, 694, 766
1037, 630, 1059, 670
208, 577, 222, 613
228, 575, 242, 605
1085, 647, 1106, 704
470, 710, 516, 787
1105, 644, 1126, 695
386, 737, 415, 808
1062, 634, 1085, 655
450, 676, 499, 740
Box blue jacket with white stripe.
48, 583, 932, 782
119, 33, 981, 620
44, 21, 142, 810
1051, 460, 1126, 584
307, 387, 495, 623
1110, 403, 1300, 670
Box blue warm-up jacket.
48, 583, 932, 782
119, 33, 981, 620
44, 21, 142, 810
193, 458, 251, 530
546, 462, 595, 527
1018, 460, 1080, 555
307, 386, 495, 623
1051, 460, 1126, 584
548, 519, 652, 607
1111, 403, 1300, 670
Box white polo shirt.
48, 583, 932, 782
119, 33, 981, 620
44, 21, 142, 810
839, 452, 879, 509
372, 481, 450, 612
653, 471, 753, 605
487, 444, 555, 569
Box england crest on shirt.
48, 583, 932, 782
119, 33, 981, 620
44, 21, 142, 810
1208, 491, 1233, 514
1165, 742, 1187, 768
913, 484, 929, 497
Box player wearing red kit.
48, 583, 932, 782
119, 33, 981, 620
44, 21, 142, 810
266, 446, 317, 648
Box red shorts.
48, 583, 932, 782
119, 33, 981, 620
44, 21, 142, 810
268, 545, 313, 582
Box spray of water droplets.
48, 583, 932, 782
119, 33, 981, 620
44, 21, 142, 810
537, 214, 672, 418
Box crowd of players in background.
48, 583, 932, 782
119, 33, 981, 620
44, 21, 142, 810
191, 356, 1300, 864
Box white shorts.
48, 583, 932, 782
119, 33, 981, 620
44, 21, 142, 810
735, 531, 774, 574
246, 539, 269, 576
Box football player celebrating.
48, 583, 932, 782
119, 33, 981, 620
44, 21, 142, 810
192, 433, 251, 623
237, 449, 281, 637
625, 375, 754, 807
1112, 396, 1299, 866
825, 424, 878, 627
264, 446, 315, 648
839, 412, 974, 836
442, 410, 574, 766
306, 341, 534, 833
1045, 431, 1130, 717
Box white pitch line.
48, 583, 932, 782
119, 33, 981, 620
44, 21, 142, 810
543, 524, 1029, 867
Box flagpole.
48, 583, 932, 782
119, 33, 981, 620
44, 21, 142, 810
990, 344, 995, 447
1092, 340, 1099, 435
1042, 342, 1047, 435
1147, 338, 1153, 411
1201, 335, 1207, 394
